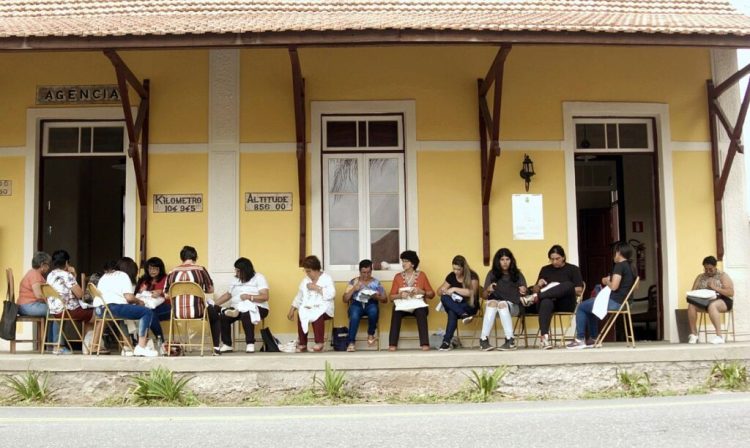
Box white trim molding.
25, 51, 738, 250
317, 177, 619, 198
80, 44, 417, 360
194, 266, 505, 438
311, 100, 419, 282
0, 147, 27, 157
562, 101, 679, 343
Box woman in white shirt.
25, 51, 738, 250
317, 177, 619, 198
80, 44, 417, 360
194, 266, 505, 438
97, 257, 159, 357
287, 255, 335, 352
208, 257, 270, 355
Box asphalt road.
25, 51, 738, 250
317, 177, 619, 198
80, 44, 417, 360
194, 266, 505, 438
0, 393, 748, 447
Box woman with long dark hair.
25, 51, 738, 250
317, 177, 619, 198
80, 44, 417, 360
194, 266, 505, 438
436, 255, 479, 351
135, 257, 171, 322
479, 248, 527, 351
566, 241, 636, 349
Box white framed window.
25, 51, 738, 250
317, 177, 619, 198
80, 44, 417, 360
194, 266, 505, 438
322, 115, 404, 152
573, 118, 653, 152
42, 121, 126, 156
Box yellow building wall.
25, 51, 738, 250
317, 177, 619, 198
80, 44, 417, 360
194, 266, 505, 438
673, 151, 717, 308
0, 157, 25, 319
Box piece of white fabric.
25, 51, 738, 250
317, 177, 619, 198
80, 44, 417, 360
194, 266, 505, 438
498, 306, 514, 339
481, 304, 498, 339
98, 271, 134, 305
592, 286, 612, 319
292, 272, 335, 333
235, 300, 262, 324
228, 273, 270, 309
394, 298, 428, 312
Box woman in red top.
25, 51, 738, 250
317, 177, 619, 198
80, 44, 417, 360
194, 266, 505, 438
135, 257, 170, 322
388, 250, 434, 351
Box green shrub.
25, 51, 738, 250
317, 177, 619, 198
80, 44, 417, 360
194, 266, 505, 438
709, 361, 748, 390
313, 361, 348, 399
466, 367, 507, 402
617, 370, 652, 397
1, 371, 54, 403
128, 366, 196, 405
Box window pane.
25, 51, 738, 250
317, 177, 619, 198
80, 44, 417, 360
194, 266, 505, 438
328, 158, 358, 193
326, 121, 357, 148
371, 230, 399, 264
370, 194, 399, 228
330, 230, 359, 265
92, 127, 124, 153
47, 127, 79, 154
618, 124, 649, 148
80, 127, 92, 153
368, 158, 398, 193
575, 124, 605, 149
329, 194, 359, 228
606, 124, 618, 148
368, 120, 399, 147
358, 121, 366, 147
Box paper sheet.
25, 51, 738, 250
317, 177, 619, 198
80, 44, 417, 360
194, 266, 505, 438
394, 298, 428, 312
592, 286, 612, 319
540, 282, 560, 293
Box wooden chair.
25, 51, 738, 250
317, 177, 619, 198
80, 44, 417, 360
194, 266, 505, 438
40, 283, 86, 354
7, 268, 46, 354
88, 283, 133, 355
594, 277, 641, 348
698, 307, 735, 343
167, 281, 208, 356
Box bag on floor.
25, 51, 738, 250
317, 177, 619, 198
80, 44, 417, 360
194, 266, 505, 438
260, 327, 280, 352
0, 299, 18, 341
330, 326, 349, 351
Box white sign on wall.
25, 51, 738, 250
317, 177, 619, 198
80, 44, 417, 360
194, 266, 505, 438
153, 194, 203, 213
245, 192, 293, 211
0, 180, 11, 196
512, 194, 544, 240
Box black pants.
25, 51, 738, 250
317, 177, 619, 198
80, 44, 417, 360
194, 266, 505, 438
207, 305, 269, 347
528, 281, 577, 335
389, 306, 429, 347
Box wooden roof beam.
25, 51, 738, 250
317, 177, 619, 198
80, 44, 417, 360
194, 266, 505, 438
289, 47, 307, 266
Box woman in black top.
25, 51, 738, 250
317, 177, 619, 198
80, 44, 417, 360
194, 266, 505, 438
436, 255, 479, 351
567, 241, 636, 349
523, 245, 584, 349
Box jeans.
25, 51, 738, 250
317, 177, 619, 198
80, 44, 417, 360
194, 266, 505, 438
18, 302, 55, 342
108, 304, 162, 338
575, 297, 622, 339
440, 295, 477, 343
153, 302, 172, 322
347, 300, 379, 344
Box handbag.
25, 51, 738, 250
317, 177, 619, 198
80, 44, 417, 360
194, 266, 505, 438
686, 295, 716, 309
330, 326, 349, 351
259, 327, 280, 352
686, 289, 717, 309
1, 299, 19, 341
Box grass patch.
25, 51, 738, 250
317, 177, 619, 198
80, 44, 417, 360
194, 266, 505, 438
1, 371, 54, 404
708, 361, 748, 391
313, 361, 348, 400
617, 370, 653, 398
127, 367, 199, 406
465, 367, 508, 403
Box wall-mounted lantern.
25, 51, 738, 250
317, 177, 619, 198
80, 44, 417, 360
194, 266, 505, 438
519, 154, 535, 192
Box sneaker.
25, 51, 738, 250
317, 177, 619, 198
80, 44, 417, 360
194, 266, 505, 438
438, 341, 452, 351
479, 338, 494, 351
223, 308, 239, 318
566, 339, 587, 350
709, 335, 725, 345
133, 345, 158, 357
219, 344, 234, 353
499, 337, 517, 351
539, 335, 553, 350
52, 347, 72, 355
688, 334, 699, 344
585, 338, 596, 348
246, 343, 255, 353
213, 347, 222, 356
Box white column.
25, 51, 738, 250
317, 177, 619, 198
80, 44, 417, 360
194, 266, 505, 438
208, 50, 240, 293
711, 49, 750, 340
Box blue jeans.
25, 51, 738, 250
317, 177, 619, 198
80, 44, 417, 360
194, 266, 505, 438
108, 304, 162, 338
153, 302, 172, 322
347, 300, 379, 344
18, 302, 56, 342
575, 297, 622, 339
441, 295, 477, 343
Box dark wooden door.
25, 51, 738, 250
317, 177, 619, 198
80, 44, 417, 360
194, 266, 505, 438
578, 207, 615, 294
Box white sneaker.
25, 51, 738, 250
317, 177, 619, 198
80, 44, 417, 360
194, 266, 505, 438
709, 335, 725, 345
688, 334, 699, 344
133, 345, 158, 357
219, 343, 234, 353
246, 344, 255, 353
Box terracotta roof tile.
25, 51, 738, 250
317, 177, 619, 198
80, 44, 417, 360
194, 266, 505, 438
1, 1, 749, 38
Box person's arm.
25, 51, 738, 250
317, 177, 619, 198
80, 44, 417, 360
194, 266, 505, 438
518, 273, 528, 296
436, 280, 451, 296
124, 293, 138, 304
417, 274, 435, 300
374, 282, 387, 303
691, 274, 702, 291
150, 277, 166, 297
241, 288, 269, 303
203, 269, 215, 294
572, 266, 584, 296
31, 281, 45, 299
390, 275, 404, 301
532, 268, 546, 293
213, 292, 232, 306
320, 275, 336, 302
713, 273, 734, 298
343, 280, 358, 304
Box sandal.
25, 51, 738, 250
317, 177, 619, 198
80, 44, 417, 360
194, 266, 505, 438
388, 346, 397, 352
296, 345, 308, 353
420, 345, 431, 351
367, 335, 377, 346
346, 343, 356, 352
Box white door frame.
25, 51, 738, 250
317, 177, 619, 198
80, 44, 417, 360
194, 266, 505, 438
24, 107, 137, 269
563, 102, 679, 342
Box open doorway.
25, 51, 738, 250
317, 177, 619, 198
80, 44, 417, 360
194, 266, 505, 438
38, 121, 126, 275
574, 119, 662, 341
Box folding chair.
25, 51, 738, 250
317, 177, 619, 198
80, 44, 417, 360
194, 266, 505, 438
594, 277, 641, 348
698, 307, 735, 343
40, 283, 86, 354
551, 281, 586, 347
88, 283, 133, 355
167, 281, 208, 356
7, 268, 45, 354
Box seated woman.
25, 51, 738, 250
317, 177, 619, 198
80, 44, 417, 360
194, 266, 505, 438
46, 250, 94, 355
343, 259, 386, 352
388, 250, 435, 351
208, 257, 270, 355
480, 248, 527, 351
436, 255, 479, 351
567, 241, 636, 349
522, 245, 584, 350
98, 257, 160, 357
135, 257, 170, 323
17, 251, 52, 318
287, 255, 334, 352
687, 255, 734, 345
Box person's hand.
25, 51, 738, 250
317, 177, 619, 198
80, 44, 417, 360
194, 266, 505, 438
400, 291, 409, 299
537, 279, 547, 288
67, 265, 77, 276
287, 308, 295, 321
601, 276, 609, 286
519, 286, 527, 295
488, 282, 496, 293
